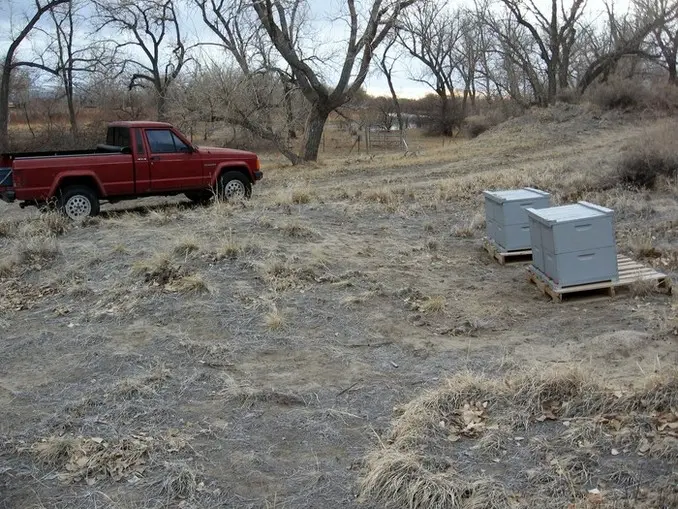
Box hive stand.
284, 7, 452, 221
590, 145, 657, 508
527, 255, 672, 301
483, 237, 533, 265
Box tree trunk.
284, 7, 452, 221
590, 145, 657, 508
668, 59, 677, 84
157, 90, 168, 122
0, 67, 10, 154
66, 81, 78, 136
384, 66, 404, 132
282, 78, 297, 139
301, 106, 330, 162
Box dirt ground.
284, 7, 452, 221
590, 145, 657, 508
1, 104, 677, 508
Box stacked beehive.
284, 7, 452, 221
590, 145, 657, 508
526, 202, 618, 286
483, 188, 551, 251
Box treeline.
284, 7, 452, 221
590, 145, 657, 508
1, 0, 677, 163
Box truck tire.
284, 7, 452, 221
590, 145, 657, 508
58, 185, 100, 220
217, 171, 251, 201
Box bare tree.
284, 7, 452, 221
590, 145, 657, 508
497, 0, 587, 104
95, 0, 191, 121
377, 34, 405, 132
195, 0, 306, 162
639, 0, 678, 82
398, 0, 463, 134
576, 1, 672, 92
44, 0, 116, 135
0, 0, 70, 153
251, 0, 416, 161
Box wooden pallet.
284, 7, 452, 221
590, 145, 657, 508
483, 238, 532, 265
527, 255, 672, 301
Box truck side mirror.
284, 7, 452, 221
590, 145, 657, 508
121, 146, 132, 155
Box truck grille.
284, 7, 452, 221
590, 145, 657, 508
0, 168, 12, 187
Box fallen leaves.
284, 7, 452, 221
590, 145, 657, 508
27, 431, 189, 485
0, 279, 57, 311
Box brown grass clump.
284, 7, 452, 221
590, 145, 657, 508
166, 274, 210, 295
233, 387, 306, 408
264, 306, 285, 330
360, 451, 464, 509
1, 233, 60, 275
588, 79, 678, 112
0, 219, 17, 237
451, 212, 485, 238
172, 235, 200, 257
462, 116, 492, 139
360, 369, 678, 509
133, 254, 183, 286
291, 187, 313, 204
161, 462, 198, 499
114, 365, 171, 399
418, 296, 446, 314
27, 430, 189, 485
616, 127, 678, 189
280, 222, 314, 238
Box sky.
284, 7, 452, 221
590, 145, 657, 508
0, 0, 633, 99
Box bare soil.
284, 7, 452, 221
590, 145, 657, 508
1, 105, 677, 508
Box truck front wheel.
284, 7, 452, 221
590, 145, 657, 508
217, 171, 251, 201
58, 185, 100, 220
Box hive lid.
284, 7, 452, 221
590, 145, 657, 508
527, 201, 613, 225
483, 187, 549, 203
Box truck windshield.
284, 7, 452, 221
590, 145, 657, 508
106, 127, 131, 148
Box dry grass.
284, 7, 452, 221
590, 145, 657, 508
172, 235, 200, 257
114, 364, 171, 399
133, 253, 184, 286
3, 108, 678, 507
451, 212, 485, 238
360, 369, 678, 509
1, 233, 59, 276
27, 430, 188, 485
279, 222, 314, 238
264, 305, 285, 330
616, 125, 678, 189
167, 273, 210, 294
161, 462, 198, 499
418, 296, 446, 314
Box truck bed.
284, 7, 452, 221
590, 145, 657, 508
1, 144, 130, 160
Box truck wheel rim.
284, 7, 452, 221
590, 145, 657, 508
65, 195, 91, 219
225, 180, 245, 199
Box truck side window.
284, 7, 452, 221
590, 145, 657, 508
146, 130, 191, 154
106, 127, 131, 148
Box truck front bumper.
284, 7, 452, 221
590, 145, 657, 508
0, 190, 15, 203
254, 171, 263, 181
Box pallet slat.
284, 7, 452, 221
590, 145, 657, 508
527, 255, 671, 301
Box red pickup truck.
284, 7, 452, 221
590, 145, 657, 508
0, 121, 263, 219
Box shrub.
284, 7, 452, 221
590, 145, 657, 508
463, 116, 492, 138
589, 79, 645, 110
556, 87, 581, 104
588, 79, 678, 112
617, 128, 678, 189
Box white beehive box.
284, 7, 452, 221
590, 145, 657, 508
483, 188, 551, 251
526, 201, 618, 287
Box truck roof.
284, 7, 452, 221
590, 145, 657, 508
108, 121, 173, 128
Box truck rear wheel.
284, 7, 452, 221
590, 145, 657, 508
58, 185, 100, 220
217, 171, 251, 201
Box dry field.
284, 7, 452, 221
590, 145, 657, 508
1, 104, 677, 508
